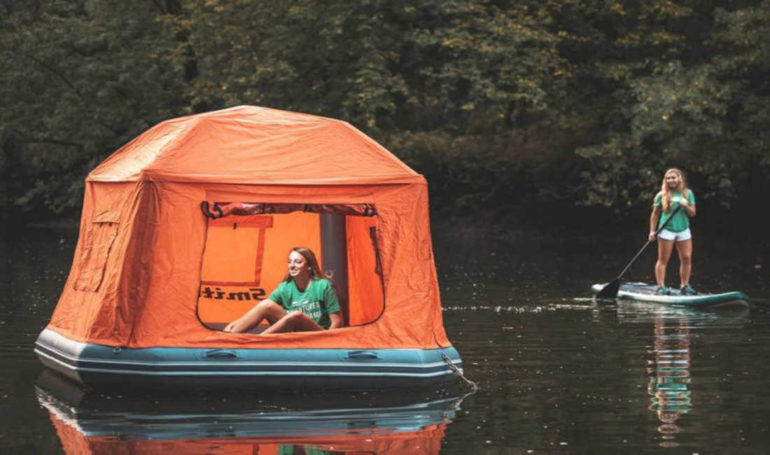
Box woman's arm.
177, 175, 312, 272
328, 312, 344, 330
649, 206, 661, 241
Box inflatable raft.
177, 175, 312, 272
591, 282, 749, 308
35, 328, 462, 388
34, 106, 464, 389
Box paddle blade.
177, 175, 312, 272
595, 279, 620, 301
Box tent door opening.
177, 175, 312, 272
197, 203, 382, 332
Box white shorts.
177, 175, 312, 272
658, 228, 692, 242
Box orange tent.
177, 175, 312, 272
44, 106, 452, 353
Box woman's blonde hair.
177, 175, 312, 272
658, 168, 690, 212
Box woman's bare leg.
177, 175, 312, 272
224, 300, 286, 333
260, 311, 324, 334
655, 239, 675, 287
675, 239, 693, 287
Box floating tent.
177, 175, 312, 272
36, 106, 461, 387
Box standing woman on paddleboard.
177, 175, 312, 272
649, 168, 697, 295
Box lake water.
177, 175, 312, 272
2, 224, 769, 454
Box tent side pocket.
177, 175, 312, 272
74, 210, 120, 292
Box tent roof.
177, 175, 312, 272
89, 106, 421, 185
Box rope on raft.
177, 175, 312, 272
440, 352, 478, 393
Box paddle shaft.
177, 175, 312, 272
614, 204, 683, 280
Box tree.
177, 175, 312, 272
0, 0, 184, 216
568, 0, 770, 210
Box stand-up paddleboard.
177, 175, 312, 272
591, 282, 749, 308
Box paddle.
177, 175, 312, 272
595, 204, 683, 301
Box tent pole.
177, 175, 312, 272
320, 214, 349, 325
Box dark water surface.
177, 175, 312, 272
2, 225, 770, 454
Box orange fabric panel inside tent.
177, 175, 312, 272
201, 215, 275, 285
346, 215, 383, 325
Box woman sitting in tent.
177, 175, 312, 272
223, 247, 343, 334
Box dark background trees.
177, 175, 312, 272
2, 0, 768, 233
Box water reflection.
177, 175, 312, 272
614, 302, 749, 449
36, 371, 459, 454
647, 314, 692, 448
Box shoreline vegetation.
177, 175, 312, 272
2, 1, 769, 235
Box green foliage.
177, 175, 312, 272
162, 1, 564, 134
2, 0, 769, 223
571, 0, 770, 210
0, 0, 184, 215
